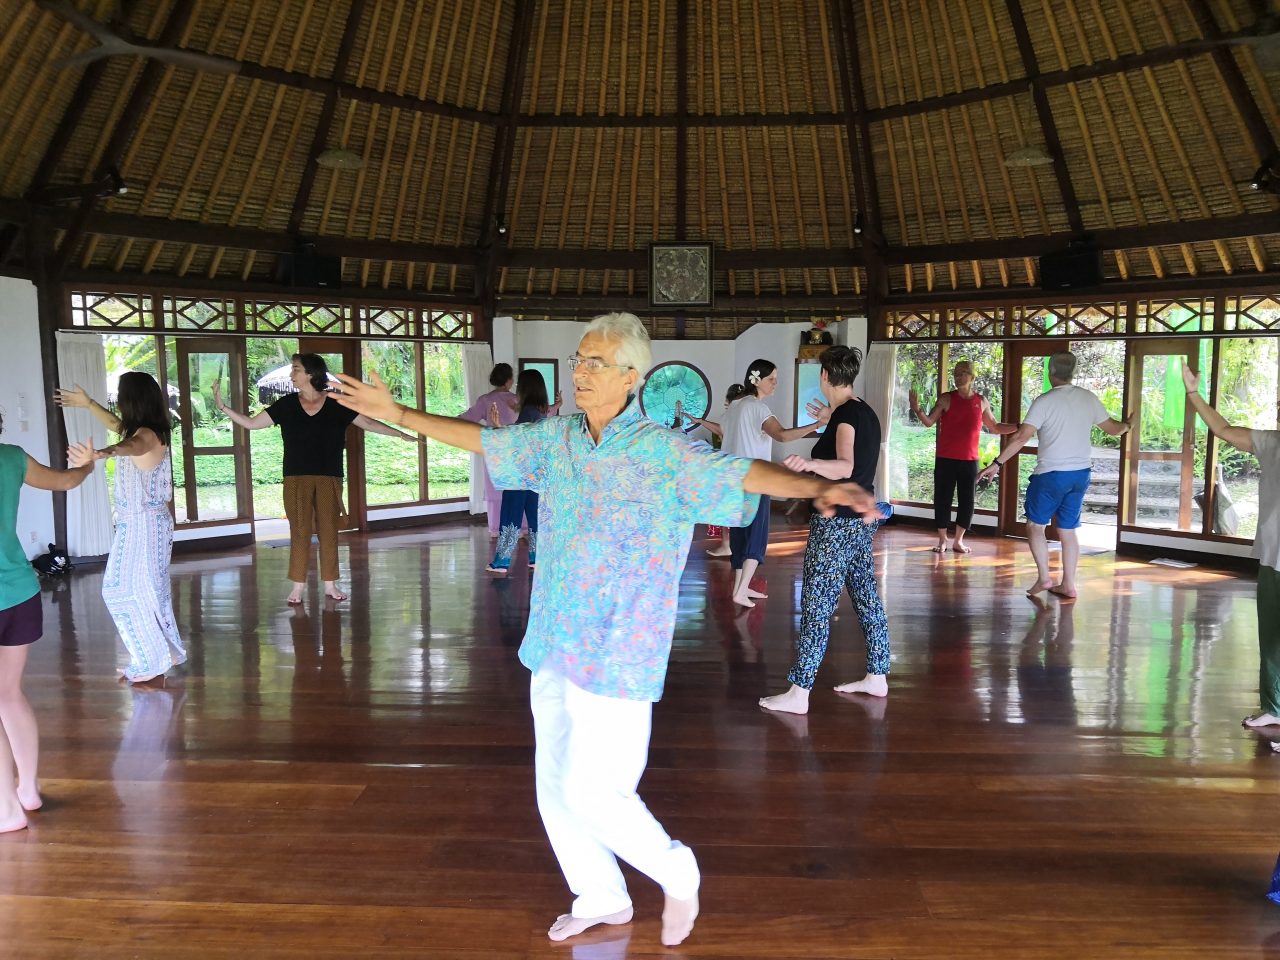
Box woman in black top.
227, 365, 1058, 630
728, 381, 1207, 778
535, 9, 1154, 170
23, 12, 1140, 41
214, 353, 416, 604
759, 346, 893, 716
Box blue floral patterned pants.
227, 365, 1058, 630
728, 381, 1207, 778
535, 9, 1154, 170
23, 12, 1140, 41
788, 514, 890, 688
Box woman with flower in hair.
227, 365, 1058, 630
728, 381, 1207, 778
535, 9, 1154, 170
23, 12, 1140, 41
715, 360, 822, 607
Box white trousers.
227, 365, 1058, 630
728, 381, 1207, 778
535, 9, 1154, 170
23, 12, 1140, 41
530, 667, 700, 917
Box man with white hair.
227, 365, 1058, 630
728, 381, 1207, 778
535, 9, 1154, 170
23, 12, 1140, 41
978, 350, 1131, 599
335, 312, 880, 948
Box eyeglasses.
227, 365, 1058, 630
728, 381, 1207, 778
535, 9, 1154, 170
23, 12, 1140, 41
568, 355, 633, 373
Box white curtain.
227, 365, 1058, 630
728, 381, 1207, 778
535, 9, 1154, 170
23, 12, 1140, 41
862, 343, 897, 500
461, 342, 495, 515
55, 332, 114, 556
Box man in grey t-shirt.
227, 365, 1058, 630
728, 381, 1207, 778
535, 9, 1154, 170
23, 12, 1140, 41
979, 352, 1131, 600
1182, 362, 1280, 739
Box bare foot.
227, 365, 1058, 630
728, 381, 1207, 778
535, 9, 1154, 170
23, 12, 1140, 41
286, 585, 304, 605
953, 542, 972, 554
1244, 712, 1280, 728
547, 906, 633, 942
732, 594, 756, 609
324, 587, 348, 602
759, 684, 810, 715
745, 588, 768, 599
129, 675, 168, 689
1026, 578, 1052, 597
661, 893, 699, 947
16, 785, 40, 812
931, 542, 949, 554
0, 809, 27, 834
833, 674, 889, 697
1049, 584, 1077, 601
706, 547, 732, 558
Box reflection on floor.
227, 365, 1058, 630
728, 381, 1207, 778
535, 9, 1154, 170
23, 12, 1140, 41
4, 521, 1276, 959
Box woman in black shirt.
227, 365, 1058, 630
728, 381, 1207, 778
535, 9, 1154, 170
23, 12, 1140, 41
759, 346, 892, 715
214, 353, 416, 604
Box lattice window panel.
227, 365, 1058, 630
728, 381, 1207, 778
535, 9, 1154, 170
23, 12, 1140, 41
161, 297, 235, 332
942, 308, 1004, 339
1225, 296, 1280, 332
886, 311, 941, 340
426, 310, 472, 339
359, 307, 414, 338
1008, 302, 1122, 337
1133, 298, 1213, 334
70, 292, 151, 329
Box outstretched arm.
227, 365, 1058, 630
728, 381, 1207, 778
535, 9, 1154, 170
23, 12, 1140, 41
977, 422, 1036, 481
743, 459, 880, 521
54, 385, 122, 433
71, 426, 161, 463
980, 398, 1017, 436
780, 422, 855, 480
335, 372, 485, 454
1182, 361, 1254, 453
909, 388, 944, 428
212, 381, 273, 430
353, 413, 419, 442
25, 452, 94, 491
763, 417, 821, 443
1094, 416, 1134, 438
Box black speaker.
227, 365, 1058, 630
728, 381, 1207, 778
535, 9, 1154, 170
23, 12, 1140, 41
274, 252, 343, 289
1038, 246, 1102, 290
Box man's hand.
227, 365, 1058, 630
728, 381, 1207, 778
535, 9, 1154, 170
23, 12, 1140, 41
1181, 360, 1200, 395
782, 454, 810, 473
812, 481, 880, 521
978, 462, 999, 483
334, 372, 402, 423
805, 398, 832, 425
53, 385, 91, 409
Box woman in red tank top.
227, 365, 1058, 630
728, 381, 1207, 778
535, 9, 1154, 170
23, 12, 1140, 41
909, 360, 1014, 554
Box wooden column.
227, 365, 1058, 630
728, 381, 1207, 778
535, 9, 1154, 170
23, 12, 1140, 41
27, 213, 68, 546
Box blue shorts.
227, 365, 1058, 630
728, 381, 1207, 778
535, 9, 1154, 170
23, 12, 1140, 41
1024, 469, 1091, 529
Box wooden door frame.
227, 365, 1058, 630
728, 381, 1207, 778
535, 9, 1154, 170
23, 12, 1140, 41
298, 337, 365, 532
173, 337, 250, 525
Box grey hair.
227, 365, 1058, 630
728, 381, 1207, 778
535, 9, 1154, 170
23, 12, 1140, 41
1048, 351, 1077, 382
583, 311, 652, 377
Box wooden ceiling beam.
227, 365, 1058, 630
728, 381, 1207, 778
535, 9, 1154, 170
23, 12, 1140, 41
284, 0, 370, 237
1004, 0, 1084, 234
51, 0, 201, 279
517, 32, 1249, 129
475, 0, 540, 330
882, 210, 1280, 264
498, 246, 864, 270
496, 293, 858, 314
674, 0, 689, 337
1185, 0, 1279, 164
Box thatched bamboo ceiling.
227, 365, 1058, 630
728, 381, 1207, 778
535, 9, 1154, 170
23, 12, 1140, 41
0, 0, 1278, 324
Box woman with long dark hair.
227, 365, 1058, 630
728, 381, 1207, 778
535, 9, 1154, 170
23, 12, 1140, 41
59, 373, 186, 684
213, 353, 417, 604
487, 369, 553, 574
461, 363, 519, 536
696, 359, 819, 607
0, 411, 94, 830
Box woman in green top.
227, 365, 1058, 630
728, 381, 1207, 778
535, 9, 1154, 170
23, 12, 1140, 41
0, 412, 95, 833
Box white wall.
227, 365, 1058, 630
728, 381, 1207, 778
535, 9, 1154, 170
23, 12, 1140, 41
0, 278, 54, 558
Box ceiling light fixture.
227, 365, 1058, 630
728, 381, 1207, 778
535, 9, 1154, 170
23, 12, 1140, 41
316, 147, 364, 171
1005, 145, 1055, 168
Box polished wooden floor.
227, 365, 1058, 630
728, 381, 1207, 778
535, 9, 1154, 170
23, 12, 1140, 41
6, 519, 1278, 958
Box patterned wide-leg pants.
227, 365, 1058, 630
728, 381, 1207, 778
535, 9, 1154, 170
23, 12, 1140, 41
102, 509, 186, 682
787, 514, 890, 689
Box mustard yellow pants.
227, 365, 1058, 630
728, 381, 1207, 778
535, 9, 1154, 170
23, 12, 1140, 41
283, 475, 344, 583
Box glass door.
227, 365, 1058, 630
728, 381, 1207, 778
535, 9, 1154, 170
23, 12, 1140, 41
1122, 340, 1205, 533
173, 338, 250, 525
298, 337, 363, 531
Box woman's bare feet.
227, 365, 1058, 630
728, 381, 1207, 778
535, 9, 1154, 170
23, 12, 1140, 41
759, 684, 810, 715
745, 587, 768, 599
1049, 584, 1077, 601
732, 594, 755, 608
833, 674, 889, 697
286, 583, 304, 605
547, 906, 633, 942
931, 541, 950, 554
661, 893, 699, 947
1243, 712, 1280, 728
17, 784, 41, 812
1026, 578, 1053, 596
953, 541, 972, 554
0, 807, 27, 834
706, 546, 732, 558
323, 582, 348, 602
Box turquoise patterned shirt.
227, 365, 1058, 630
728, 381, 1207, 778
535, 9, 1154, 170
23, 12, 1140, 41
482, 396, 759, 701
